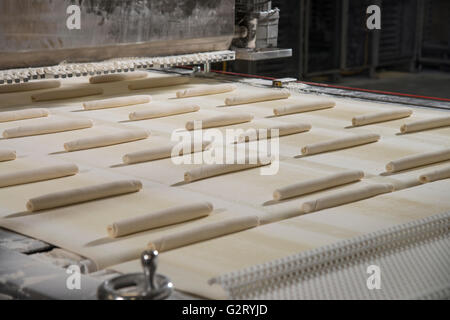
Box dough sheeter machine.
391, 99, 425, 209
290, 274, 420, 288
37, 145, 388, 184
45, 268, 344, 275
0, 0, 449, 300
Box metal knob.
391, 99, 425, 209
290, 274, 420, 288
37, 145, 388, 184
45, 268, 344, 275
97, 250, 173, 300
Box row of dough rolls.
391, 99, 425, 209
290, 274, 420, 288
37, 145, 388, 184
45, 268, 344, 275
176, 84, 236, 98
0, 80, 61, 94
0, 108, 49, 123
352, 109, 413, 127
238, 123, 311, 142
83, 95, 151, 110
274, 170, 365, 201
89, 72, 148, 84
3, 119, 93, 138
123, 140, 212, 165
400, 115, 450, 133
386, 148, 450, 173
64, 129, 149, 152
26, 180, 143, 212
148, 215, 260, 252
130, 103, 200, 121
225, 89, 291, 106
273, 100, 335, 116
0, 164, 79, 188
301, 133, 380, 155
32, 86, 103, 102
0, 149, 16, 162
301, 183, 394, 213
108, 202, 214, 238
184, 155, 272, 183
128, 75, 189, 90
186, 113, 253, 131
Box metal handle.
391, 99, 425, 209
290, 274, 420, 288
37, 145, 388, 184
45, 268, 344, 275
97, 250, 173, 300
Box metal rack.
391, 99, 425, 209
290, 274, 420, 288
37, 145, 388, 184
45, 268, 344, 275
419, 0, 450, 67
233, 0, 448, 81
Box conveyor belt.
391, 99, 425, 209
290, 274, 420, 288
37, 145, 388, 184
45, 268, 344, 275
0, 71, 449, 299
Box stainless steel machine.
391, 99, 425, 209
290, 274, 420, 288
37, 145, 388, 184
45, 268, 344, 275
0, 0, 448, 301
0, 0, 236, 83
0, 0, 294, 84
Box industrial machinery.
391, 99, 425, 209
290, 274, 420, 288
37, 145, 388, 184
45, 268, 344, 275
0, 0, 236, 83
0, 0, 449, 301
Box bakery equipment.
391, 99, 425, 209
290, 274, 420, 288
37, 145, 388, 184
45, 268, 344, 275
0, 0, 235, 83
0, 0, 449, 301
97, 250, 173, 300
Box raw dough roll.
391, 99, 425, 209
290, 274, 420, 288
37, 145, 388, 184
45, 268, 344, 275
176, 84, 237, 98
123, 140, 211, 165
184, 156, 272, 183
89, 71, 148, 84
273, 170, 365, 201
83, 95, 151, 110
26, 180, 143, 212
238, 123, 311, 142
419, 166, 450, 183
225, 89, 291, 106
301, 133, 380, 155
108, 202, 214, 238
0, 108, 49, 123
64, 129, 149, 152
129, 104, 200, 121
400, 115, 450, 133
301, 183, 394, 213
273, 100, 335, 116
186, 113, 253, 131
3, 119, 93, 139
148, 215, 259, 252
386, 148, 450, 173
0, 80, 60, 94
0, 164, 79, 188
352, 109, 413, 126
128, 76, 189, 90
31, 86, 103, 102
0, 149, 16, 162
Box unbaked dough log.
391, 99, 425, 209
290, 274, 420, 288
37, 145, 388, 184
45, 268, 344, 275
123, 140, 212, 165
26, 180, 143, 212
148, 215, 259, 252
301, 183, 394, 213
176, 84, 237, 98
238, 123, 311, 142
0, 164, 78, 188
352, 109, 413, 126
31, 86, 103, 102
419, 166, 450, 183
274, 170, 365, 201
400, 115, 450, 133
186, 113, 253, 131
83, 95, 151, 110
184, 156, 272, 183
301, 133, 380, 155
0, 80, 61, 94
386, 148, 450, 173
128, 76, 189, 90
273, 100, 335, 116
3, 119, 93, 139
64, 129, 149, 152
89, 72, 148, 84
0, 149, 16, 162
129, 104, 200, 121
108, 202, 213, 238
0, 108, 49, 123
225, 89, 291, 106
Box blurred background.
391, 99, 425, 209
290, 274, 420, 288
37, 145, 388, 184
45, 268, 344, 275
224, 0, 450, 99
